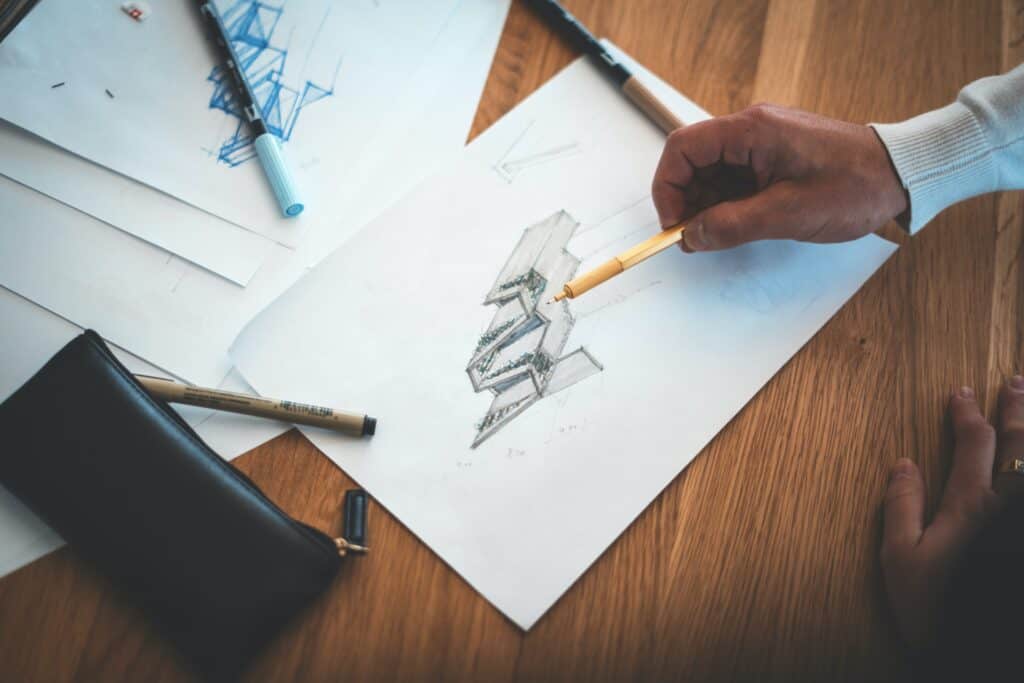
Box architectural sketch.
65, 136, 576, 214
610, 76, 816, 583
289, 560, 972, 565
466, 211, 602, 447
493, 121, 582, 183
206, 1, 339, 167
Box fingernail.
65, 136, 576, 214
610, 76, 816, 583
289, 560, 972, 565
891, 458, 914, 479
1010, 375, 1024, 391
959, 385, 975, 399
684, 221, 707, 251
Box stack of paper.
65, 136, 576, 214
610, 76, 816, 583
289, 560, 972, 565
0, 1, 896, 630
0, 0, 511, 577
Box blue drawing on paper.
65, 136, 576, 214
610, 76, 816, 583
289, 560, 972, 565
206, 1, 338, 167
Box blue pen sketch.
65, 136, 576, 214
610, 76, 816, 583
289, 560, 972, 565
206, 1, 340, 167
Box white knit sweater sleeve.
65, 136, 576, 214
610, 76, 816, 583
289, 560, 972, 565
870, 63, 1024, 233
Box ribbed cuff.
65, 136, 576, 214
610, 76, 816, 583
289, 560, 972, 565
870, 102, 997, 233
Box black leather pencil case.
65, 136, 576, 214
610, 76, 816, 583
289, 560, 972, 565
0, 331, 343, 678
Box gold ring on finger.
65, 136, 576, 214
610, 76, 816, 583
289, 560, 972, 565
998, 458, 1024, 476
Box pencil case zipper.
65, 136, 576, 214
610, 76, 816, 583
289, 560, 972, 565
84, 330, 355, 561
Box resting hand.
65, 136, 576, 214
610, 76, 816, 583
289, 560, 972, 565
881, 378, 1024, 648
651, 104, 908, 251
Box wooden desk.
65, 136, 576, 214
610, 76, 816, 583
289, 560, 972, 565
1, 1, 1021, 680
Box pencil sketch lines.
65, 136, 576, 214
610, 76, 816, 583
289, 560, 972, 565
575, 196, 649, 237
576, 279, 662, 320
493, 121, 582, 183
466, 211, 602, 448
206, 0, 340, 167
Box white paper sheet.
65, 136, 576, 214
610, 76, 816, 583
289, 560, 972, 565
0, 122, 274, 286
0, 0, 510, 388
0, 287, 290, 579
0, 0, 509, 578
0, 0, 462, 246
230, 48, 899, 629
0, 177, 242, 384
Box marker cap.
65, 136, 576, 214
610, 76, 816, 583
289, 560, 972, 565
253, 133, 304, 217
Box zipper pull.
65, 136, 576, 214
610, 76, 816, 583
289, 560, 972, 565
334, 537, 368, 557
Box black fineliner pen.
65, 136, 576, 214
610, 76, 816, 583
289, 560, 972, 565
523, 0, 683, 134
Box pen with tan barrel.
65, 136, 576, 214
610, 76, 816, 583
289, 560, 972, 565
550, 223, 687, 302
525, 0, 684, 135
134, 375, 376, 437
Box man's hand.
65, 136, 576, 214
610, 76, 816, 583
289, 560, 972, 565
881, 377, 1024, 649
651, 104, 908, 251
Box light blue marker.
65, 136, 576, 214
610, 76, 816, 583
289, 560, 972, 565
253, 133, 303, 217
198, 1, 304, 218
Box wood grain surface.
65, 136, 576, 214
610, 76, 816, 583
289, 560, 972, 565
1, 1, 1021, 681
0, 0, 37, 42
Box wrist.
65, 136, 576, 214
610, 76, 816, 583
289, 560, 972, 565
867, 125, 910, 225
870, 102, 997, 234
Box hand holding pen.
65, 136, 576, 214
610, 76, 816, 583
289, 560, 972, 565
651, 105, 908, 252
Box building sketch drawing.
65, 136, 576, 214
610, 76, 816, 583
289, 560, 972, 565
493, 121, 582, 183
466, 211, 603, 448
206, 1, 338, 167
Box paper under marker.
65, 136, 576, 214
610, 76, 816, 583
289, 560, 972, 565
197, 1, 304, 217
551, 224, 687, 302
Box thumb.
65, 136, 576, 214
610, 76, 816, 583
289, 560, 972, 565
683, 181, 813, 251
881, 458, 925, 563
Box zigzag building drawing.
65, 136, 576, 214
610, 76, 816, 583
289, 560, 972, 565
206, 1, 336, 166
467, 211, 603, 448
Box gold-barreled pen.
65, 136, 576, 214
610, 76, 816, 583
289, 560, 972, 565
135, 375, 376, 437
551, 224, 686, 302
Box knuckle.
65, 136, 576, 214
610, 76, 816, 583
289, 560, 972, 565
884, 481, 919, 507
743, 103, 779, 125
744, 102, 771, 118
665, 126, 691, 151
667, 126, 689, 144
